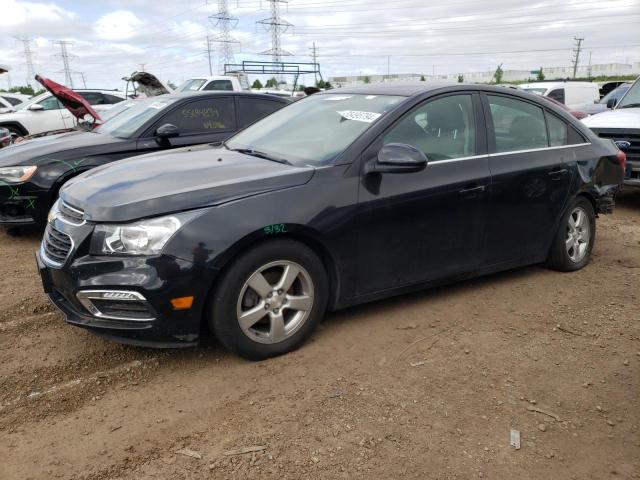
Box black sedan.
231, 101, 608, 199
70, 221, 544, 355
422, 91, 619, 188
0, 91, 290, 228
37, 84, 624, 359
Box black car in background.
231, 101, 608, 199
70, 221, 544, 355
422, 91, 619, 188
0, 92, 290, 228
38, 84, 624, 359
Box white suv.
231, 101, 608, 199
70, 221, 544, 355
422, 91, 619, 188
0, 89, 125, 136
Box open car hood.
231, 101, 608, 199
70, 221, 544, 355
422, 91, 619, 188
122, 71, 172, 97
35, 74, 102, 123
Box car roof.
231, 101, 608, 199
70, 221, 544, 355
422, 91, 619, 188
318, 82, 545, 98
163, 90, 293, 102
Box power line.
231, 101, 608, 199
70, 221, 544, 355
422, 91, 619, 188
572, 36, 584, 79
209, 0, 240, 74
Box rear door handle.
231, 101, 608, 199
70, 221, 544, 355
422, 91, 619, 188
459, 185, 485, 195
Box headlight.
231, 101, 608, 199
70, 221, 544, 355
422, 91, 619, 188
92, 211, 200, 256
0, 166, 37, 183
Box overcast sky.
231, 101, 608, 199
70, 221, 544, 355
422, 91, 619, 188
2, 0, 640, 90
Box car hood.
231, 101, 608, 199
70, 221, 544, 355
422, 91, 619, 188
36, 74, 102, 123
61, 146, 315, 222
0, 130, 121, 166
123, 71, 172, 97
582, 108, 640, 129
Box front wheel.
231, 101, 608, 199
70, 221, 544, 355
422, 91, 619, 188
545, 196, 596, 272
208, 239, 329, 360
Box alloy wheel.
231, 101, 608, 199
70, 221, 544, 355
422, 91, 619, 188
236, 260, 315, 344
565, 206, 590, 263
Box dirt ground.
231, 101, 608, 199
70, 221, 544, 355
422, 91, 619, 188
1, 191, 639, 480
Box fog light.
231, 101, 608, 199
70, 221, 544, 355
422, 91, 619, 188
170, 296, 194, 310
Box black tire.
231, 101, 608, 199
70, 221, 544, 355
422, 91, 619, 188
545, 196, 596, 272
208, 239, 329, 360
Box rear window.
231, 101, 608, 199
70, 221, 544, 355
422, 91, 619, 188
1, 96, 22, 106
203, 80, 234, 91
547, 89, 565, 104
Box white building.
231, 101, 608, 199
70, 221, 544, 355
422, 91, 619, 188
330, 63, 640, 87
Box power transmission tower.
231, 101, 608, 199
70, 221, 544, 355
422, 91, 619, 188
15, 37, 35, 86
571, 36, 584, 79
80, 72, 87, 89
310, 42, 319, 84
53, 40, 75, 88
209, 0, 240, 74
257, 0, 293, 83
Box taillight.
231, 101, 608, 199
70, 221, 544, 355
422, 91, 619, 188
616, 149, 626, 172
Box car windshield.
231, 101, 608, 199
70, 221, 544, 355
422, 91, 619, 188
225, 93, 404, 166
522, 88, 547, 95
600, 85, 630, 104
176, 79, 207, 92
617, 79, 640, 109
96, 96, 178, 138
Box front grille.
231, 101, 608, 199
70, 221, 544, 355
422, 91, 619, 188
59, 201, 85, 225
592, 129, 640, 162
42, 224, 73, 266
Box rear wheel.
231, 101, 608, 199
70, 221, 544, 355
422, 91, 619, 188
209, 239, 328, 360
546, 197, 595, 272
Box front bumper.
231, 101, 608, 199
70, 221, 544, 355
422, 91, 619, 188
0, 183, 49, 226
36, 248, 217, 348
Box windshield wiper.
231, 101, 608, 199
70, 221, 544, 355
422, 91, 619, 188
619, 103, 640, 109
231, 148, 293, 165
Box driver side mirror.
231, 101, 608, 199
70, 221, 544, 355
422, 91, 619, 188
155, 123, 180, 145
28, 104, 44, 111
606, 98, 618, 109
366, 143, 428, 174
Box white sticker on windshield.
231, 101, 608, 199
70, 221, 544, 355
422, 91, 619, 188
148, 102, 167, 110
337, 110, 381, 123
324, 96, 352, 101
366, 95, 377, 99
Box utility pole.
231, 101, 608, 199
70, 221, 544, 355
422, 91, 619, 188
386, 55, 390, 81
571, 36, 584, 79
205, 36, 214, 75
80, 72, 87, 89
257, 0, 293, 84
54, 40, 75, 88
15, 37, 35, 86
209, 0, 240, 75
310, 42, 319, 84
139, 63, 146, 72
587, 51, 592, 80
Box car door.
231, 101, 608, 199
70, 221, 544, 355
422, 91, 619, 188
355, 92, 490, 296
481, 93, 574, 266
138, 96, 237, 149
30, 95, 74, 134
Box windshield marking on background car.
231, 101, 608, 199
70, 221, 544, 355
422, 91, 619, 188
337, 110, 382, 123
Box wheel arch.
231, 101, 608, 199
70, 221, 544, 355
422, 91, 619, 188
209, 225, 342, 311
0, 121, 28, 136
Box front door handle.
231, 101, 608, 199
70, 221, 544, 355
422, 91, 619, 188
548, 168, 568, 178
459, 185, 485, 195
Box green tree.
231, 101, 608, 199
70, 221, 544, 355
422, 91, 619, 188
457, 74, 464, 83
251, 79, 263, 89
297, 84, 306, 91
265, 77, 278, 88
420, 75, 426, 81
536, 67, 545, 81
493, 63, 504, 84
3, 85, 38, 96
363, 76, 371, 84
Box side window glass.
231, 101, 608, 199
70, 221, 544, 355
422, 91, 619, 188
2, 96, 22, 106
103, 94, 125, 104
78, 92, 105, 105
159, 98, 236, 134
545, 112, 568, 147
38, 96, 64, 110
383, 94, 476, 161
547, 89, 565, 104
237, 98, 284, 127
204, 80, 234, 91
487, 95, 548, 153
